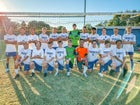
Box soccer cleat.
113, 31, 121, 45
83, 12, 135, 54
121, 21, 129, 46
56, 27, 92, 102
83, 73, 88, 78
67, 72, 70, 77
30, 72, 35, 77
5, 68, 9, 73
14, 74, 19, 79
98, 73, 103, 77
44, 73, 47, 77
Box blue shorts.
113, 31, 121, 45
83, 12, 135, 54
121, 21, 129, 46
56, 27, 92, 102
5, 52, 17, 57
58, 62, 64, 70
104, 60, 112, 71
127, 52, 134, 55
88, 59, 98, 69
47, 64, 54, 71
24, 64, 30, 71
32, 61, 42, 72
115, 64, 122, 72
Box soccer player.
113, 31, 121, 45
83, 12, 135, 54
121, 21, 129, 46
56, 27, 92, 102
80, 26, 89, 48
58, 27, 68, 48
14, 42, 31, 79
39, 27, 49, 53
87, 40, 100, 72
69, 24, 80, 48
122, 26, 136, 71
98, 40, 114, 77
65, 39, 75, 76
43, 41, 56, 77
110, 28, 122, 49
98, 28, 110, 49
75, 39, 88, 77
49, 27, 59, 50
113, 40, 128, 77
4, 27, 17, 72
30, 41, 44, 77
17, 27, 28, 53
28, 27, 39, 53
17, 27, 28, 71
88, 27, 99, 48
55, 41, 67, 76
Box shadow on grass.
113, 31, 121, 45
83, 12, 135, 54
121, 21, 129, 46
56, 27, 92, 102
7, 72, 31, 105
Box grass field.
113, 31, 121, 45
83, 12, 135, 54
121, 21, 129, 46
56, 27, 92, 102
0, 42, 140, 105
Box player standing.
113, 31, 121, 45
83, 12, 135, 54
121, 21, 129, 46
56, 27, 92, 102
4, 27, 17, 72
122, 26, 136, 71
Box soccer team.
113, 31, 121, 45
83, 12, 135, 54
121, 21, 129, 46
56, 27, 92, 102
4, 24, 136, 79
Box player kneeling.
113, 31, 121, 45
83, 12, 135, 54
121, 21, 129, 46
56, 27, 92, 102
75, 39, 88, 77
14, 42, 31, 79
65, 39, 75, 76
87, 40, 100, 72
98, 40, 115, 77
30, 41, 44, 77
43, 41, 57, 77
112, 40, 128, 77
54, 41, 67, 76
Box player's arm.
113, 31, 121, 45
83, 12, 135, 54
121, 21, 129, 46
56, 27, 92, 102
20, 56, 29, 64
98, 39, 105, 43
114, 56, 123, 63
68, 31, 74, 39
17, 41, 25, 45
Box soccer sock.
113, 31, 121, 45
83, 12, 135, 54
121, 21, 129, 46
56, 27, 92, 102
44, 69, 47, 74
32, 69, 35, 73
130, 59, 134, 70
83, 66, 87, 74
6, 63, 9, 69
15, 69, 19, 74
99, 65, 104, 73
66, 64, 70, 72
55, 68, 59, 73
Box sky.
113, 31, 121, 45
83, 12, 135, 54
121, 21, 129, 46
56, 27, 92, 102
0, 0, 140, 12
0, 0, 140, 30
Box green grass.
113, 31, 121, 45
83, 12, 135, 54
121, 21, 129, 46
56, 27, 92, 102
0, 41, 140, 105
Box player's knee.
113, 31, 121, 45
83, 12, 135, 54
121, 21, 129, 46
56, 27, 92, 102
54, 62, 58, 68
30, 62, 34, 68
66, 60, 69, 64
14, 61, 19, 67
42, 62, 47, 68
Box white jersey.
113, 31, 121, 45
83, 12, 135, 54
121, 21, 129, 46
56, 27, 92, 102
32, 48, 44, 66
88, 33, 99, 41
49, 33, 58, 48
88, 33, 99, 48
44, 48, 56, 66
110, 34, 122, 49
114, 47, 126, 67
28, 34, 39, 50
80, 33, 89, 48
4, 34, 17, 52
59, 33, 68, 47
88, 47, 100, 62
56, 47, 66, 65
17, 34, 28, 53
122, 33, 136, 52
99, 35, 110, 48
39, 33, 49, 49
19, 48, 31, 64
100, 47, 112, 64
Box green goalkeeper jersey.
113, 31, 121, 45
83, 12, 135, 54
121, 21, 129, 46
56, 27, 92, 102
69, 29, 80, 46
65, 46, 75, 63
